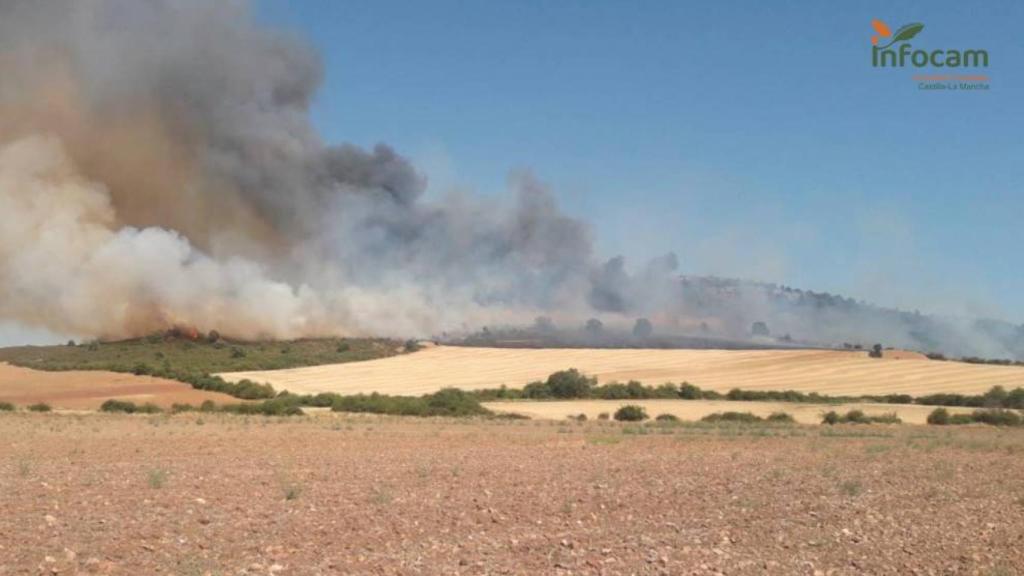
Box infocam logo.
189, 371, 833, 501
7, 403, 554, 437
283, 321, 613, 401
870, 19, 989, 68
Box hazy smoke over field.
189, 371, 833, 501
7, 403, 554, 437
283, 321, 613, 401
0, 1, 1019, 358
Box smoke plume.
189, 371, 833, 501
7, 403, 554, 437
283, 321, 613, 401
0, 0, 599, 339
0, 0, 1020, 359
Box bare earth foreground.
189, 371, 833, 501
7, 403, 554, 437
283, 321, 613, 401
219, 346, 1024, 397
1, 413, 1023, 575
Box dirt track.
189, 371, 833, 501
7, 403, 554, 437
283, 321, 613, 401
1, 412, 1022, 575
0, 362, 238, 409
218, 346, 1024, 397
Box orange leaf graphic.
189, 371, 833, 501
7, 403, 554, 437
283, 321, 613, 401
871, 19, 892, 37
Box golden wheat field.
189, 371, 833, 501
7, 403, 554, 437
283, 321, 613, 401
218, 345, 1024, 397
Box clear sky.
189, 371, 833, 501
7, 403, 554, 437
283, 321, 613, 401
266, 2, 1017, 324
253, 0, 1024, 323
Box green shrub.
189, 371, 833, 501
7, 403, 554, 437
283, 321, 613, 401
927, 407, 950, 425
676, 382, 699, 399
1007, 388, 1024, 409
132, 363, 152, 376
614, 405, 648, 422
467, 385, 523, 401
221, 397, 304, 416
594, 381, 646, 399
166, 399, 304, 417
924, 408, 1008, 426
27, 403, 51, 412
100, 399, 163, 414
843, 409, 869, 424
522, 380, 553, 399
424, 388, 491, 417
0, 402, 14, 412
766, 412, 796, 423
653, 383, 680, 398
330, 389, 490, 418
331, 393, 413, 415
655, 413, 680, 422
701, 411, 762, 424
100, 399, 137, 413
913, 386, 1024, 409
970, 409, 1022, 427
868, 412, 902, 424
568, 413, 588, 422
99, 397, 134, 409
822, 409, 901, 425
493, 412, 531, 420
229, 379, 276, 400
546, 369, 595, 399
915, 393, 983, 408
302, 392, 343, 407
597, 412, 610, 420
949, 413, 975, 425
878, 394, 914, 404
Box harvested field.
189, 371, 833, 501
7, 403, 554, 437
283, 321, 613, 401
0, 362, 238, 410
219, 345, 1024, 397
1, 412, 1023, 574
484, 399, 974, 424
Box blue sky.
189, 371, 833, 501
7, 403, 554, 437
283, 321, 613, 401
256, 0, 1023, 322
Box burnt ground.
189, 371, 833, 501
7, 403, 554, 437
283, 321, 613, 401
1, 413, 1023, 575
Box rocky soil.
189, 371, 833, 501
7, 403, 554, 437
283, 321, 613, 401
1, 413, 1022, 575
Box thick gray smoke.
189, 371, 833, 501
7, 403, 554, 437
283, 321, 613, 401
0, 0, 1019, 359
0, 0, 597, 339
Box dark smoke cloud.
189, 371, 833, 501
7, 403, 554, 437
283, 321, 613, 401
0, 0, 1018, 359
0, 0, 599, 339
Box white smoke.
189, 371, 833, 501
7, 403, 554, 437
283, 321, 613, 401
0, 0, 1018, 359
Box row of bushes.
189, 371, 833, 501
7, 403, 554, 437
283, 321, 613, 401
0, 402, 51, 412
132, 364, 276, 400
613, 407, 1023, 427
474, 369, 1024, 411
822, 410, 902, 425
596, 406, 797, 424
960, 356, 1024, 367
99, 399, 163, 414
92, 388, 493, 419
702, 411, 796, 424
927, 407, 1023, 427
101, 398, 305, 416
471, 369, 882, 403
327, 388, 492, 417
119, 363, 1024, 412
723, 388, 913, 405
915, 386, 1024, 409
